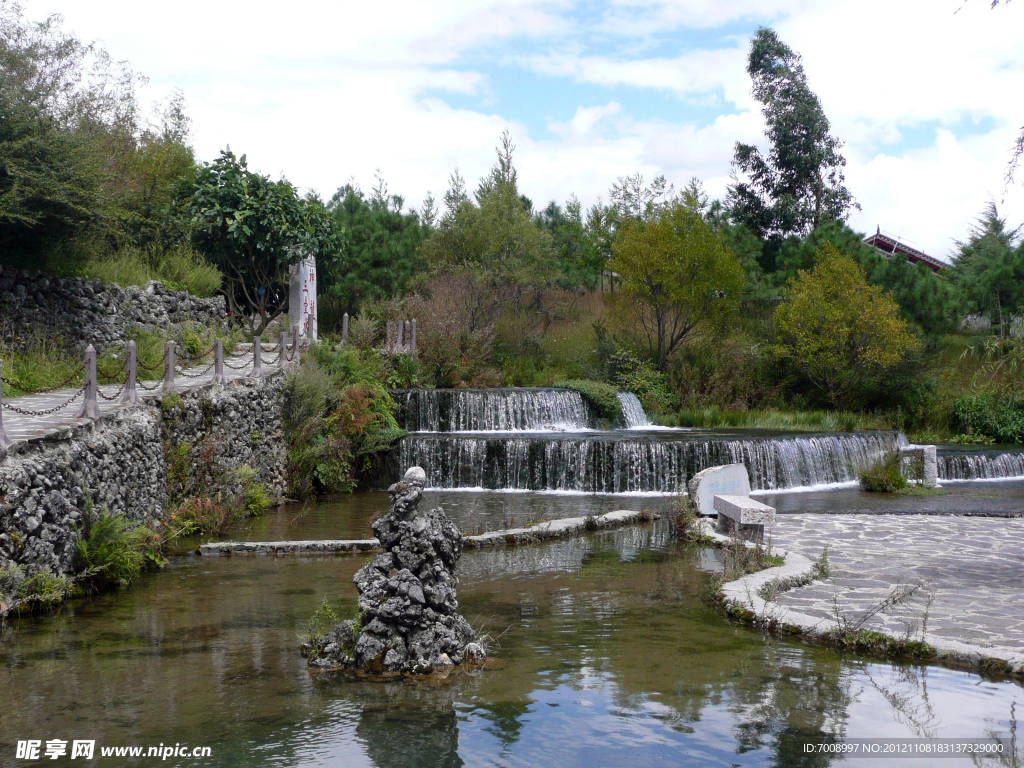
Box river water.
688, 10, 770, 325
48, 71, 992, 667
2, 490, 1023, 767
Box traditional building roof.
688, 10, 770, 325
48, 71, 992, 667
863, 228, 945, 272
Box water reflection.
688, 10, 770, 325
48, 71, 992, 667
1, 504, 1022, 767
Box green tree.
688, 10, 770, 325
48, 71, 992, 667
181, 149, 343, 336
0, 93, 98, 261
420, 132, 553, 332
0, 4, 196, 265
729, 27, 857, 239
325, 171, 429, 314
535, 196, 604, 289
774, 244, 920, 407
770, 222, 958, 335
610, 200, 746, 371
950, 202, 1024, 327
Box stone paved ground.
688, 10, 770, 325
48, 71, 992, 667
1, 343, 282, 445
768, 514, 1024, 652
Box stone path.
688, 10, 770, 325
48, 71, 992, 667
1, 344, 279, 448
767, 514, 1024, 652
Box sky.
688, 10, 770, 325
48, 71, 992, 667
22, 0, 1024, 260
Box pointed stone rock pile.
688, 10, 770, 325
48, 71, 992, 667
302, 466, 484, 674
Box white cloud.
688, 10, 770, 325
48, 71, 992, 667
19, 0, 1024, 258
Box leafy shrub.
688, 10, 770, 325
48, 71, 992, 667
348, 313, 379, 350
404, 273, 501, 388
554, 379, 623, 422
228, 466, 273, 517
607, 349, 676, 415
301, 596, 340, 645
859, 453, 907, 493
282, 349, 402, 498
74, 511, 159, 589
952, 394, 1024, 444
0, 565, 74, 613
167, 497, 234, 537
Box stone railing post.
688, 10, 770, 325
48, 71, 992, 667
117, 341, 140, 404
342, 313, 349, 346
163, 341, 176, 393
211, 340, 225, 385
0, 359, 14, 459
397, 319, 405, 350
75, 345, 100, 419
411, 319, 417, 353
251, 336, 263, 379
278, 331, 290, 370
292, 327, 301, 360
404, 320, 411, 352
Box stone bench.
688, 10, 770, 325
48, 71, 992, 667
713, 494, 776, 543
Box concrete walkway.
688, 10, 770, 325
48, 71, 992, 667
1, 347, 274, 449
768, 514, 1024, 656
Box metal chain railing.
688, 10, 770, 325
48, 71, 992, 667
2, 387, 85, 416
1, 368, 82, 395
138, 378, 163, 391
97, 354, 128, 383
174, 361, 216, 379
223, 358, 252, 370
97, 383, 127, 401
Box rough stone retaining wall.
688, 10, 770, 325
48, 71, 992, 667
0, 375, 285, 578
0, 266, 228, 351
160, 375, 286, 502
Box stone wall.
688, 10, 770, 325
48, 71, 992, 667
0, 374, 285, 579
0, 266, 228, 351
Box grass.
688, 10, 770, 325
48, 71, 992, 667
82, 243, 222, 297
859, 452, 907, 493
672, 495, 712, 543
1, 326, 240, 399
665, 406, 892, 432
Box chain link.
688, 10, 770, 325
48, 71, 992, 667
97, 355, 128, 383
174, 361, 216, 379
138, 379, 163, 391
223, 358, 252, 370
2, 387, 85, 415
1, 368, 82, 395
97, 384, 127, 401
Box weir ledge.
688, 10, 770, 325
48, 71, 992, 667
198, 509, 658, 556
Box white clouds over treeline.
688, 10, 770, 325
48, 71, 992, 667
23, 0, 1024, 258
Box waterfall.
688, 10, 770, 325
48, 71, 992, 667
618, 392, 650, 428
398, 431, 902, 494
938, 449, 1024, 481
392, 388, 591, 432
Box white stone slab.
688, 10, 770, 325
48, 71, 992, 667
688, 464, 750, 516
713, 494, 776, 525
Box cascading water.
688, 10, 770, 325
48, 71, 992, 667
938, 449, 1024, 481
392, 389, 590, 432
618, 392, 650, 428
398, 431, 903, 494
384, 387, 1024, 493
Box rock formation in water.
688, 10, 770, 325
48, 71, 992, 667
302, 466, 484, 674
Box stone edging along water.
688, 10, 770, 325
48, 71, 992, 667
704, 519, 1024, 679
197, 509, 657, 556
